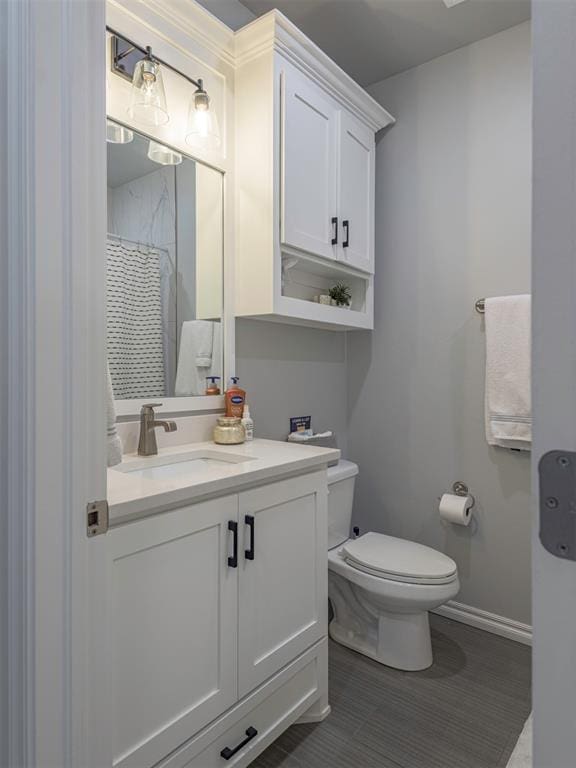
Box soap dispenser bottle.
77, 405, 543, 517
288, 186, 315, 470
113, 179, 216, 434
225, 377, 246, 418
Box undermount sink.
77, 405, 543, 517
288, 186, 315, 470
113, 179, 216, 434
114, 449, 256, 481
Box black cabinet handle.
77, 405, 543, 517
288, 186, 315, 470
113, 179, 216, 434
331, 217, 338, 245
228, 521, 238, 568
220, 727, 258, 760
245, 515, 255, 561
343, 220, 350, 248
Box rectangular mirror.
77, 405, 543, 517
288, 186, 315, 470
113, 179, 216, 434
106, 128, 223, 401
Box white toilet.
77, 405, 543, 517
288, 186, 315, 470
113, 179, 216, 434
327, 460, 460, 671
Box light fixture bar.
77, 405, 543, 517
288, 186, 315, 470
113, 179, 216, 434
108, 27, 204, 92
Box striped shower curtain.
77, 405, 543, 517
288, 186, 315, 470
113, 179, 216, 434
106, 239, 166, 399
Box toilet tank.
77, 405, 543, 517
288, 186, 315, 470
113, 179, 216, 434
327, 460, 359, 550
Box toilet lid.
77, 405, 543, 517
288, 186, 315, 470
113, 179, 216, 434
342, 533, 457, 583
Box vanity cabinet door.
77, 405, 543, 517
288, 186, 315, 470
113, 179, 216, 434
338, 110, 375, 273
281, 68, 338, 260
237, 472, 328, 698
110, 496, 238, 768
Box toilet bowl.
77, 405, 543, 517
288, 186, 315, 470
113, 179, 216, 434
327, 461, 460, 671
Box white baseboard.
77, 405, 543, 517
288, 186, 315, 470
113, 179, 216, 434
432, 600, 532, 646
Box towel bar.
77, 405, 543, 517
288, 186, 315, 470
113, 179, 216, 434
475, 298, 485, 314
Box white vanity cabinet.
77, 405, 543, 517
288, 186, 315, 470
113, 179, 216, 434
238, 473, 327, 696
235, 11, 393, 331
109, 470, 328, 768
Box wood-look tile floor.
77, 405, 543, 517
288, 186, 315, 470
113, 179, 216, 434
251, 615, 532, 768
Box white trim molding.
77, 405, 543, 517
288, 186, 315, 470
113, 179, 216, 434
433, 601, 532, 646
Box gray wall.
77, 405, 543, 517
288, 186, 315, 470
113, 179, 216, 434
236, 320, 348, 452
347, 23, 532, 624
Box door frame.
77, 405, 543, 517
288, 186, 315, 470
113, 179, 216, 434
0, 1, 110, 765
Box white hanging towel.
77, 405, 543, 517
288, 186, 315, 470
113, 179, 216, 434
485, 294, 531, 450
175, 320, 222, 396
106, 363, 123, 467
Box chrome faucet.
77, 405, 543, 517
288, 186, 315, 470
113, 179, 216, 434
138, 403, 178, 456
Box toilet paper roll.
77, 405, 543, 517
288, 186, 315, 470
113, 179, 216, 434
439, 493, 473, 526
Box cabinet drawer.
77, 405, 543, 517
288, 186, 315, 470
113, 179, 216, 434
158, 639, 327, 768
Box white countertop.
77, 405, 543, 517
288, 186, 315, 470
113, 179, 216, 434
108, 438, 340, 526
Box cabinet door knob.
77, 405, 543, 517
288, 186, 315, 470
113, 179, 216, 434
227, 520, 238, 568
343, 220, 349, 248
220, 727, 258, 760
245, 515, 255, 561
331, 217, 338, 245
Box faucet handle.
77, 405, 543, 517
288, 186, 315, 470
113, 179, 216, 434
141, 403, 162, 413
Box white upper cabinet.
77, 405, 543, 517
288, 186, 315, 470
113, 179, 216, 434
281, 70, 338, 260
281, 69, 375, 274
338, 111, 375, 273
235, 11, 393, 330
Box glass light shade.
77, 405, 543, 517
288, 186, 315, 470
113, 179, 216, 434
147, 140, 182, 166
127, 58, 169, 127
185, 94, 221, 150
106, 120, 134, 144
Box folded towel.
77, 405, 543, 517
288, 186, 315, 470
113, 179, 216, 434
485, 294, 531, 450
175, 320, 221, 396
107, 363, 123, 467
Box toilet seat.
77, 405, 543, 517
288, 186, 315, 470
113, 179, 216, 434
341, 532, 458, 586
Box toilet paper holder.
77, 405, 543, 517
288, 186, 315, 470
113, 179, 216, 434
452, 481, 475, 507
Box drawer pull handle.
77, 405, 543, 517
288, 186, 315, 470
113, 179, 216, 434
220, 726, 258, 760
343, 219, 350, 248
245, 515, 255, 561
331, 216, 338, 245
228, 521, 238, 568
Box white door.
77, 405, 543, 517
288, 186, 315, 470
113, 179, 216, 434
237, 472, 328, 698
338, 111, 375, 273
532, 1, 576, 765
109, 497, 238, 768
281, 68, 338, 260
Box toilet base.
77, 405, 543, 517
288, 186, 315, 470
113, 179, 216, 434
329, 609, 433, 671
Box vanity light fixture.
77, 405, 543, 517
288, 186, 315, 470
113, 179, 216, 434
185, 81, 221, 150
126, 46, 169, 127
109, 29, 220, 148
106, 120, 134, 144
147, 140, 182, 166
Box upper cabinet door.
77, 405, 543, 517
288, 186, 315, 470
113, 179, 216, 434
338, 111, 375, 273
281, 69, 338, 260
237, 472, 328, 698
110, 497, 238, 768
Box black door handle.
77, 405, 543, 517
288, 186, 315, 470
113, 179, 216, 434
343, 220, 349, 248
245, 515, 255, 561
228, 520, 238, 568
220, 727, 258, 760
331, 217, 338, 245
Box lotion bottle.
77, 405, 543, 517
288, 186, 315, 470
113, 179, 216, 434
242, 405, 254, 441
225, 377, 246, 418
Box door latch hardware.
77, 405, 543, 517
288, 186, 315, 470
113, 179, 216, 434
86, 500, 109, 537
539, 450, 576, 561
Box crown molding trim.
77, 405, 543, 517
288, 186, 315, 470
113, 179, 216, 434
234, 10, 394, 132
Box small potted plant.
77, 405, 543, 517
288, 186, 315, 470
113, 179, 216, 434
329, 282, 352, 308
